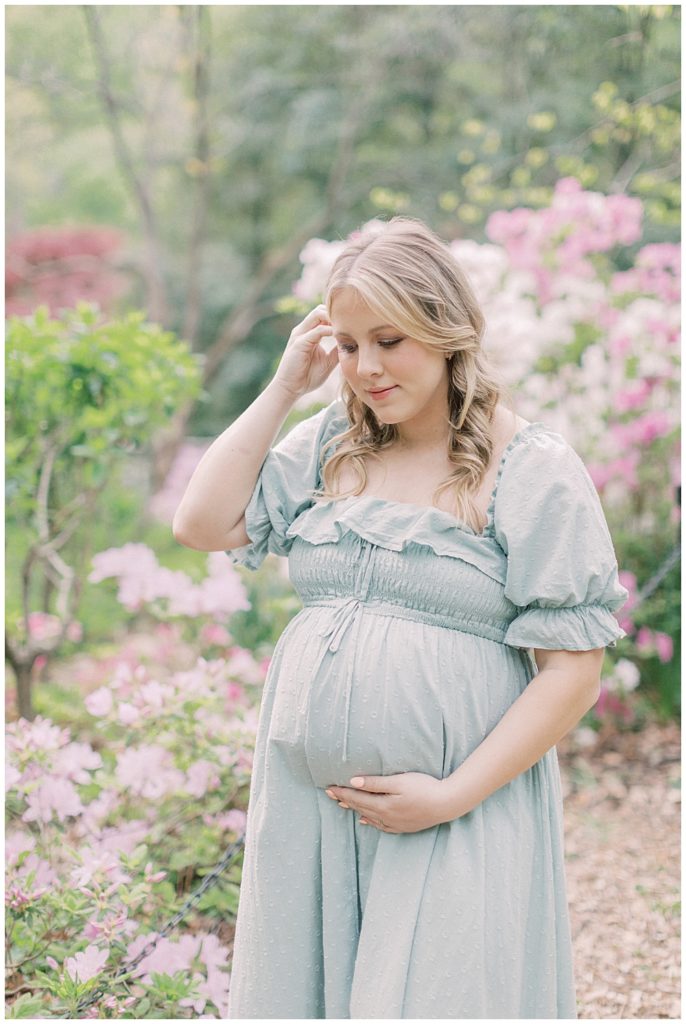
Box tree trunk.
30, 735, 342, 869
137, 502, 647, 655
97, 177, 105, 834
14, 662, 35, 722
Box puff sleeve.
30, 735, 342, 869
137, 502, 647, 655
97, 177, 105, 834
225, 398, 348, 570
493, 429, 629, 651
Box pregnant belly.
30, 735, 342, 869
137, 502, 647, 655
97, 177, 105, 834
265, 606, 529, 790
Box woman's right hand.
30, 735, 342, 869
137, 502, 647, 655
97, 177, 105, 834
272, 304, 340, 400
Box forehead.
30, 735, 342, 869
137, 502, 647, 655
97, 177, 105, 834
330, 288, 391, 332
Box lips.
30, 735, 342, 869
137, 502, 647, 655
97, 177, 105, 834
367, 386, 397, 396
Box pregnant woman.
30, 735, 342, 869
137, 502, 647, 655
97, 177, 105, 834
173, 216, 628, 1019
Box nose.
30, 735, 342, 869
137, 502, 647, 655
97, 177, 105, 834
355, 343, 383, 380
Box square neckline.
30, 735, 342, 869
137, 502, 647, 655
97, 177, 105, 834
317, 421, 549, 539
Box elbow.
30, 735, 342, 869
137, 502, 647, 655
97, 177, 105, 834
172, 516, 192, 548
172, 510, 202, 550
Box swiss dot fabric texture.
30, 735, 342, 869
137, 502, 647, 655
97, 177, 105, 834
225, 398, 628, 1019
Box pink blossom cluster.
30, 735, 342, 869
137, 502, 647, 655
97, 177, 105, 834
7, 603, 263, 1018
7, 716, 105, 825
124, 931, 230, 1016
486, 177, 643, 303
611, 243, 680, 305
89, 543, 251, 620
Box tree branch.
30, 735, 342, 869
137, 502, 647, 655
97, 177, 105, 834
202, 80, 374, 381
82, 6, 169, 325
182, 5, 212, 346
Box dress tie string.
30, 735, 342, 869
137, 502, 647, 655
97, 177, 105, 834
310, 538, 375, 763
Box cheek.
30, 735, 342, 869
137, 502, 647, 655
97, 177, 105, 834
338, 354, 358, 383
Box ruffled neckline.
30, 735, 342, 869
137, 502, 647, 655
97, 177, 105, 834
284, 421, 551, 581
317, 420, 549, 539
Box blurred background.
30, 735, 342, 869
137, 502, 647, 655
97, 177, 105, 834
5, 6, 680, 1020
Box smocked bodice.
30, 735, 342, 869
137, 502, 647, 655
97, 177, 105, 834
287, 496, 518, 645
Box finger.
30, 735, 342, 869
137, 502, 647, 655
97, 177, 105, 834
301, 304, 330, 329
360, 817, 393, 832
349, 775, 393, 793
299, 323, 334, 345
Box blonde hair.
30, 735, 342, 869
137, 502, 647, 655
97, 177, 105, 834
316, 216, 516, 533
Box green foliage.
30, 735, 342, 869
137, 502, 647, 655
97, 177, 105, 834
6, 303, 203, 526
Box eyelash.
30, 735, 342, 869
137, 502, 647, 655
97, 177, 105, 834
337, 337, 404, 353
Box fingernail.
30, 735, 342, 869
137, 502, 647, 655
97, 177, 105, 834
325, 789, 335, 799
350, 777, 364, 787
339, 802, 350, 809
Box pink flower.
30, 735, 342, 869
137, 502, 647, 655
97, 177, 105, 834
85, 686, 113, 717
115, 745, 185, 799
125, 933, 201, 980
7, 715, 70, 755
84, 908, 129, 942
69, 847, 131, 889
89, 544, 159, 584
595, 687, 635, 723
225, 647, 264, 685
186, 760, 221, 798
5, 764, 21, 792
655, 632, 674, 663
54, 742, 102, 782
66, 620, 84, 643
117, 702, 141, 726
201, 623, 233, 646
65, 944, 109, 984
138, 675, 172, 708
635, 626, 654, 651
614, 380, 652, 412
6, 881, 48, 909
143, 861, 167, 884
6, 831, 36, 867
22, 777, 85, 824
14, 852, 58, 889
215, 809, 247, 836
609, 411, 674, 449
97, 820, 150, 857
27, 611, 62, 643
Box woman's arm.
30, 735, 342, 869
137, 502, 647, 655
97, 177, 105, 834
437, 647, 603, 819
172, 378, 297, 551
172, 305, 337, 552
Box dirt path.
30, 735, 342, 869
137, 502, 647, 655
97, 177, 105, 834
558, 720, 680, 1019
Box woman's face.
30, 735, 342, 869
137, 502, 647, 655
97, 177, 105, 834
330, 287, 450, 431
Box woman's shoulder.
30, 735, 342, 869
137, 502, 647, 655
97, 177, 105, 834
494, 415, 603, 528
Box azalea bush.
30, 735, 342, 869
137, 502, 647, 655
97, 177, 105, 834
5, 553, 266, 1019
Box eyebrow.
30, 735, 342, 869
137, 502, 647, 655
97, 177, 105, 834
334, 325, 397, 339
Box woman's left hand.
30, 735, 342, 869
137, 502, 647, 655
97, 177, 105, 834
324, 772, 451, 834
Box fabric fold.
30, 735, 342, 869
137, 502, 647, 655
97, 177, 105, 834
503, 602, 627, 651
286, 495, 509, 585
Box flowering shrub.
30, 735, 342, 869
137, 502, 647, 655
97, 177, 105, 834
5, 546, 268, 1017
89, 544, 251, 622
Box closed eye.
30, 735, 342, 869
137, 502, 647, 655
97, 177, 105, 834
337, 337, 404, 353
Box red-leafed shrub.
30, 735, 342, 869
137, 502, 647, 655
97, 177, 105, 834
6, 226, 130, 316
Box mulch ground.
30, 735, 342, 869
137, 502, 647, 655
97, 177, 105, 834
558, 719, 681, 1019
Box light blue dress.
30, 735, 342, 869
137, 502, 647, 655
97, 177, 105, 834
225, 398, 628, 1020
